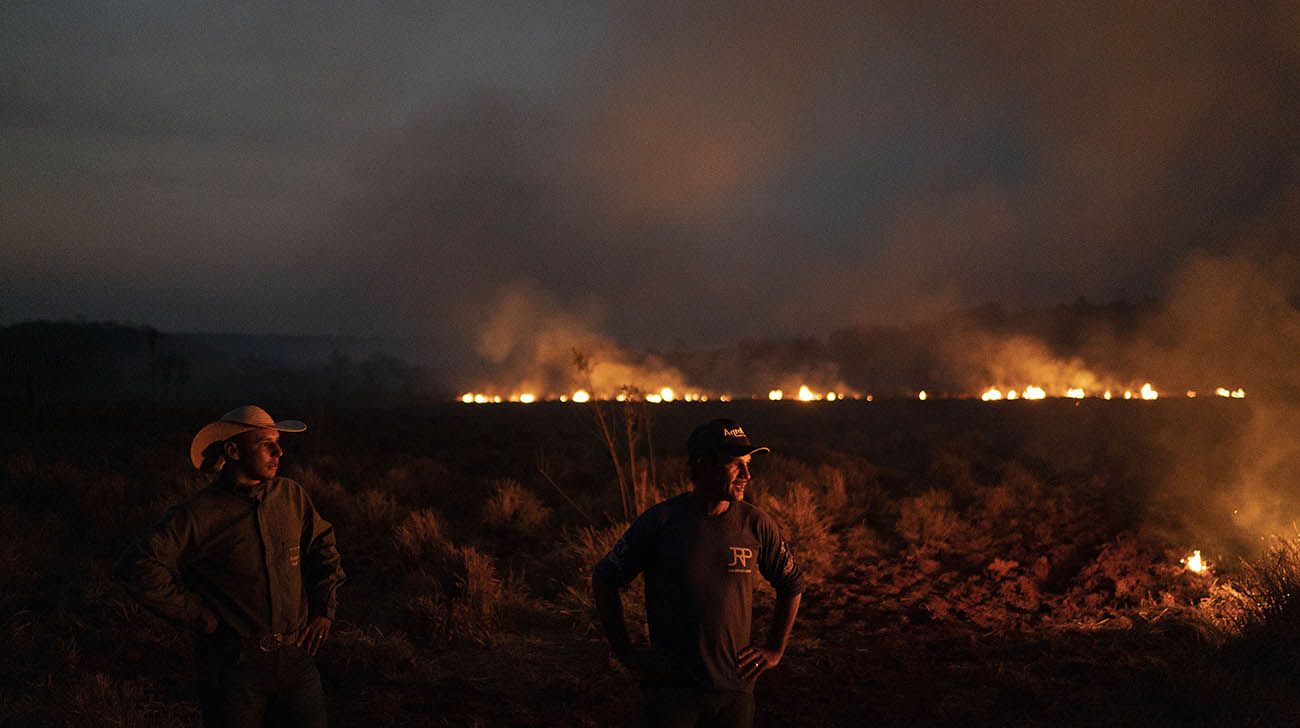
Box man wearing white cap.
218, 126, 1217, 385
594, 418, 804, 727
116, 405, 345, 727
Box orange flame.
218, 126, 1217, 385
1182, 550, 1208, 574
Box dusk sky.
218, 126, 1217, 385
5, 2, 1299, 350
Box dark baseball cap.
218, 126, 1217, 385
687, 418, 771, 459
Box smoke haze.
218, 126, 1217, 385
5, 2, 1300, 548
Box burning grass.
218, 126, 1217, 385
0, 400, 1291, 725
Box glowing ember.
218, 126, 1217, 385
798, 385, 816, 402
918, 390, 927, 401
1186, 390, 1197, 398
1140, 383, 1158, 400
1022, 386, 1046, 400
1182, 550, 1208, 574
1231, 388, 1245, 398
768, 389, 784, 401
1065, 388, 1085, 399
981, 388, 1004, 401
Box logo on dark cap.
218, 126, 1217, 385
688, 418, 771, 458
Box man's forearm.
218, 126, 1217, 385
592, 575, 632, 656
765, 592, 802, 655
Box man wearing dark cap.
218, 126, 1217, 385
594, 418, 804, 727
116, 405, 345, 727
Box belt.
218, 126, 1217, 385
248, 632, 294, 652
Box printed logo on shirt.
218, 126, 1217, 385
779, 541, 797, 576
728, 546, 754, 574
288, 544, 301, 567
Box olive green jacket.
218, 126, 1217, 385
115, 476, 345, 638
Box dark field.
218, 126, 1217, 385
3, 399, 1298, 726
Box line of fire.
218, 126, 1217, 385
458, 383, 1247, 404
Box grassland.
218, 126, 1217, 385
2, 399, 1298, 726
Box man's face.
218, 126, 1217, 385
226, 428, 282, 483
695, 453, 753, 503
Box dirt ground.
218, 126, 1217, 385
3, 400, 1297, 726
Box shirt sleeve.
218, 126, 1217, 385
757, 514, 805, 598
300, 490, 345, 620
593, 509, 658, 588
113, 504, 210, 631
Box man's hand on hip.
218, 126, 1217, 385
296, 615, 333, 655
736, 645, 781, 680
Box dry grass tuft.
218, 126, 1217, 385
895, 489, 964, 551
355, 488, 400, 530
555, 522, 645, 628
762, 484, 839, 581
393, 509, 449, 562
483, 479, 551, 532
293, 466, 351, 525
1213, 538, 1300, 667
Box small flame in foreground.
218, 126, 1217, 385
981, 388, 1003, 401
1141, 383, 1158, 400
519, 393, 536, 404
660, 387, 675, 402
1066, 387, 1085, 399
768, 389, 784, 401
572, 389, 591, 403
918, 390, 928, 401
798, 385, 816, 402
1182, 550, 1208, 574
1022, 386, 1046, 400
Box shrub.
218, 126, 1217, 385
895, 489, 964, 551
483, 479, 551, 533
762, 484, 839, 581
